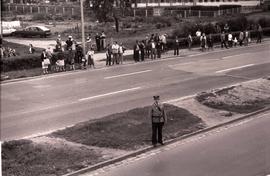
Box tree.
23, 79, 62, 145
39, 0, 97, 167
85, 0, 132, 32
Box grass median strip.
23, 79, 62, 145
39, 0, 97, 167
2, 104, 204, 176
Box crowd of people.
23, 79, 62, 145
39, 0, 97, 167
1, 23, 265, 75
133, 33, 167, 62
40, 34, 96, 74
191, 23, 264, 52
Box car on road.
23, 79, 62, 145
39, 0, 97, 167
3, 28, 17, 36
13, 25, 51, 38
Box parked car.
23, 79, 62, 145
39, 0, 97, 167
2, 28, 16, 36
13, 25, 51, 38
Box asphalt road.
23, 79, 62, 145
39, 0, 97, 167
1, 43, 270, 141
82, 112, 270, 176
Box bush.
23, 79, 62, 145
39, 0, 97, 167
1, 54, 41, 72
258, 17, 270, 28
32, 13, 53, 21
1, 51, 72, 72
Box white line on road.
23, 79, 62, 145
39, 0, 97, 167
222, 53, 250, 60
164, 94, 196, 104
78, 87, 142, 101
215, 64, 254, 73
104, 70, 152, 79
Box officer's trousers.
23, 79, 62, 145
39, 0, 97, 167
152, 122, 164, 145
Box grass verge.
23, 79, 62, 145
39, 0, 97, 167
2, 104, 204, 176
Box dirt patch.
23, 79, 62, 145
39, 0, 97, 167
195, 78, 270, 113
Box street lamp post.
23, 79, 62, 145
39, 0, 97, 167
80, 0, 86, 57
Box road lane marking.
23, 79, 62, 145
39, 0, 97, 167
215, 64, 254, 73
104, 70, 152, 79
222, 53, 250, 60
168, 62, 195, 67
78, 87, 142, 101
164, 94, 196, 104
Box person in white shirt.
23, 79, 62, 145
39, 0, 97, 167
228, 33, 233, 47
233, 37, 238, 47
86, 47, 95, 69
118, 43, 125, 64
111, 41, 120, 65
196, 29, 201, 38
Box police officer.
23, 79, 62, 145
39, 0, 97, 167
149, 95, 167, 147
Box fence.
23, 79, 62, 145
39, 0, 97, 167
2, 4, 80, 16
125, 7, 241, 18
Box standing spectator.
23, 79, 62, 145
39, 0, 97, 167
100, 31, 106, 50
224, 23, 230, 33
160, 34, 167, 52
150, 40, 156, 59
215, 24, 221, 34
239, 31, 244, 46
106, 44, 112, 66
41, 49, 50, 74
86, 37, 92, 52
187, 34, 193, 50
29, 44, 35, 54
86, 47, 95, 69
145, 35, 150, 58
154, 33, 159, 43
139, 41, 145, 61
119, 43, 126, 64
133, 40, 140, 62
156, 40, 162, 59
196, 29, 201, 38
57, 34, 62, 44
112, 41, 120, 65
174, 36, 180, 56
244, 30, 250, 46
228, 32, 233, 48
95, 33, 101, 51
55, 39, 63, 52
0, 45, 4, 59
75, 44, 83, 65
149, 95, 167, 147
207, 33, 213, 50
233, 37, 238, 47
220, 31, 228, 49
66, 36, 73, 50
256, 24, 263, 43
200, 33, 207, 52
67, 48, 75, 70
46, 47, 53, 71
56, 50, 65, 72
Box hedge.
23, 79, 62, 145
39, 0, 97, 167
1, 51, 71, 72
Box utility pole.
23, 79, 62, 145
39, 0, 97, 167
80, 0, 86, 57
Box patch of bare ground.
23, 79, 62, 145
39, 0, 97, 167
196, 78, 270, 113
170, 98, 241, 127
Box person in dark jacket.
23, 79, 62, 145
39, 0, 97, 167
156, 41, 162, 58
149, 95, 167, 147
95, 33, 101, 51
133, 40, 140, 62
139, 41, 145, 61
174, 36, 180, 56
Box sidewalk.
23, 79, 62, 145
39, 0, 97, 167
93, 39, 270, 68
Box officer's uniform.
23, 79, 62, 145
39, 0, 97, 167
149, 96, 167, 146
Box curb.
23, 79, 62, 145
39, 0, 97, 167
63, 106, 270, 176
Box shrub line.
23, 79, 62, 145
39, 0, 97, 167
62, 106, 270, 176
